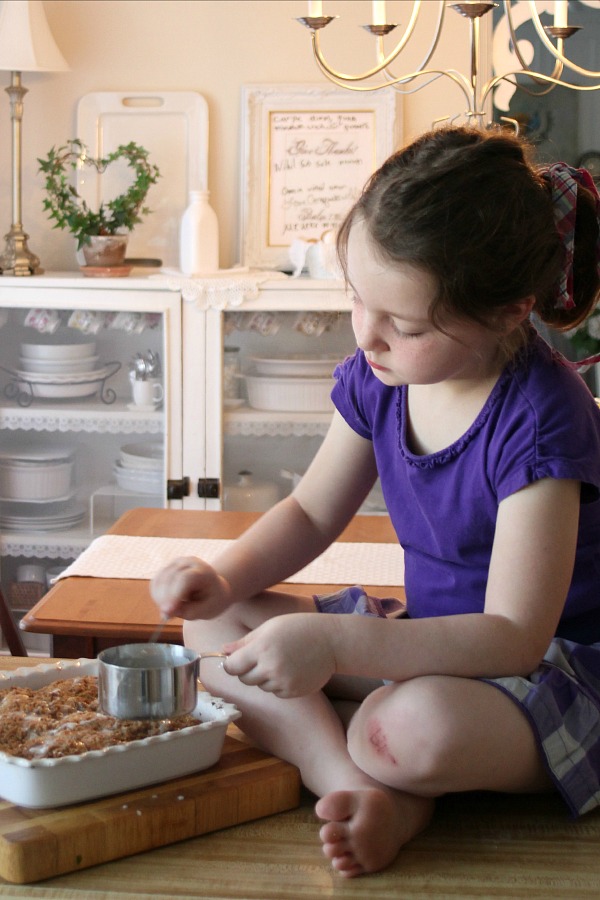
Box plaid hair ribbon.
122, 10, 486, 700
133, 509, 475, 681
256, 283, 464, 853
541, 162, 600, 311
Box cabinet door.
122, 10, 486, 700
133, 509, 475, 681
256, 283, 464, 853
199, 280, 357, 512
0, 275, 184, 568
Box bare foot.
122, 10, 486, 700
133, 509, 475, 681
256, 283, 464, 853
315, 788, 434, 877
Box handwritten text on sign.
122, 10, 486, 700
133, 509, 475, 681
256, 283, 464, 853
268, 110, 376, 247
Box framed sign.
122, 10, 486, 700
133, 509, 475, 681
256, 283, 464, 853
240, 84, 400, 270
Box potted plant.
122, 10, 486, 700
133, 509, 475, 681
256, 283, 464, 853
38, 139, 160, 271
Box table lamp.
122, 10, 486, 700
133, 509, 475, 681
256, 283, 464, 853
0, 0, 69, 276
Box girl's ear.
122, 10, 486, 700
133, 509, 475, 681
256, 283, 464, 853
500, 295, 536, 334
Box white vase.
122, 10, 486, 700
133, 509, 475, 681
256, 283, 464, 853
179, 190, 219, 276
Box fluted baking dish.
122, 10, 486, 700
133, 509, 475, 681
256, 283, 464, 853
0, 659, 240, 808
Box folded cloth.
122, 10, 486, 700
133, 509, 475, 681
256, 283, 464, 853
57, 534, 405, 587
314, 585, 406, 618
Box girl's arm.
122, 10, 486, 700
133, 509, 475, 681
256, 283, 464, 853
331, 474, 581, 681
224, 476, 581, 695
151, 412, 379, 618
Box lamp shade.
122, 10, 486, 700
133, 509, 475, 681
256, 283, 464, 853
0, 0, 69, 72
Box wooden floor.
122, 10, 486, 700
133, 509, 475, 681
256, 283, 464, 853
0, 788, 598, 898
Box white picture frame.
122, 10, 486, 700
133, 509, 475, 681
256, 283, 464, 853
240, 84, 400, 271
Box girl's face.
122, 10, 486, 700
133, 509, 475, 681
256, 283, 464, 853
346, 220, 502, 386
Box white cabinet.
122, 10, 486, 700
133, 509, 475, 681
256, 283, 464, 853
0, 273, 356, 631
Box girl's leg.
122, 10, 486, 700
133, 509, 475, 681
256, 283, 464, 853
316, 674, 554, 876
185, 593, 434, 877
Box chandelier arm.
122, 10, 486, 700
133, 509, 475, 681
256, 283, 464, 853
526, 0, 600, 79
481, 68, 600, 111
376, 1, 447, 79
311, 1, 446, 86
503, 1, 563, 87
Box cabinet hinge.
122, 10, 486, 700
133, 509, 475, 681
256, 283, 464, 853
197, 478, 220, 499
167, 476, 190, 500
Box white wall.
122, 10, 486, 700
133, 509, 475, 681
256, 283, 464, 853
0, 0, 475, 272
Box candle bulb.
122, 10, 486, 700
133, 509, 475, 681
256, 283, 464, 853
308, 0, 323, 16
554, 1, 568, 28
372, 1, 387, 25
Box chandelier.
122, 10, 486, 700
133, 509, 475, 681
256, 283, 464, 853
297, 1, 600, 128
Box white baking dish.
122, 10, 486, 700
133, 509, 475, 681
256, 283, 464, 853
0, 458, 74, 501
0, 659, 241, 808
245, 374, 334, 412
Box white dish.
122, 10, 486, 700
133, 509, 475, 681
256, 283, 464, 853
249, 354, 340, 377
18, 381, 101, 400
127, 402, 161, 413
120, 441, 163, 470
18, 355, 100, 375
114, 461, 163, 494
0, 446, 74, 463
0, 459, 74, 501
20, 334, 96, 360
0, 659, 240, 808
15, 363, 114, 384
244, 374, 334, 412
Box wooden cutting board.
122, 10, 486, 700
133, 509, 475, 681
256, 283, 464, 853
0, 735, 301, 884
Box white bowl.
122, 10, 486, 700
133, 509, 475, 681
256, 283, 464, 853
0, 659, 240, 808
249, 354, 340, 377
245, 374, 334, 412
20, 333, 96, 361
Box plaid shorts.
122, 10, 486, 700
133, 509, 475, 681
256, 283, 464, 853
315, 585, 600, 818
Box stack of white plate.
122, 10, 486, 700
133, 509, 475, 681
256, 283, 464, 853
114, 441, 163, 495
244, 355, 339, 412
0, 499, 85, 532
16, 332, 106, 399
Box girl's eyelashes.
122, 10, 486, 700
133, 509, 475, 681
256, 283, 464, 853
389, 318, 423, 338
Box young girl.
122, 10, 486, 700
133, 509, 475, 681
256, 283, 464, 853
151, 126, 600, 878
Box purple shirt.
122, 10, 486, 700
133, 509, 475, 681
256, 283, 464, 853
331, 333, 600, 640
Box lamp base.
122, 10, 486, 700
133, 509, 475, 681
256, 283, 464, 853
0, 225, 42, 276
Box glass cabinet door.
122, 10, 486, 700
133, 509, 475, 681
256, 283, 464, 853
0, 274, 183, 652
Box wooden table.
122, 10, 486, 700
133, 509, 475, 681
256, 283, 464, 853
0, 660, 598, 896
21, 509, 401, 658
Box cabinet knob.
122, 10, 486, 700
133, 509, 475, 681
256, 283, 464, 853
167, 477, 191, 500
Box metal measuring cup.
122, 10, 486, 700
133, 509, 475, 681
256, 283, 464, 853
97, 643, 226, 720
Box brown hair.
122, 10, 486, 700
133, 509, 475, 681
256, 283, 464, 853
337, 126, 600, 356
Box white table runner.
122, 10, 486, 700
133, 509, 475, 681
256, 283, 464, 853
57, 534, 404, 586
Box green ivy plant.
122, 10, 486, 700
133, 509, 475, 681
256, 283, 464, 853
38, 139, 161, 250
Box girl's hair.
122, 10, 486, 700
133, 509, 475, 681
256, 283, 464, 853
337, 126, 600, 357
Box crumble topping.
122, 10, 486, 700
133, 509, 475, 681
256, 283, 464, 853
0, 675, 200, 759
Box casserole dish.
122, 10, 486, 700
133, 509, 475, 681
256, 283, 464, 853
244, 374, 334, 412
0, 659, 240, 808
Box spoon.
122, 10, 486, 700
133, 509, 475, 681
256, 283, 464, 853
148, 614, 168, 644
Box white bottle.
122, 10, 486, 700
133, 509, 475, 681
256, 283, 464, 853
179, 190, 219, 275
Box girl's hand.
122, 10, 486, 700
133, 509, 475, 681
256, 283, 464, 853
223, 613, 336, 698
149, 556, 232, 620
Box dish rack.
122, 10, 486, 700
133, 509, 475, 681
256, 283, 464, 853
0, 361, 121, 407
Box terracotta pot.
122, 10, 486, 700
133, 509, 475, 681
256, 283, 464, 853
81, 235, 128, 268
